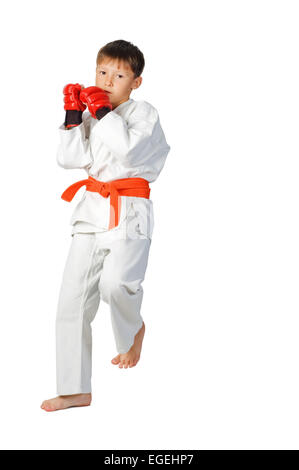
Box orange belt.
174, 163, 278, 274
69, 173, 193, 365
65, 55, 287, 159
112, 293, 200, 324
61, 176, 150, 230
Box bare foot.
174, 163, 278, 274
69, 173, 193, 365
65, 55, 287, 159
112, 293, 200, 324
111, 322, 145, 368
40, 393, 91, 412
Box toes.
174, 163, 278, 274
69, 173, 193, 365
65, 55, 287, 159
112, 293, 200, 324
40, 399, 58, 412
111, 355, 121, 365
119, 359, 134, 369
42, 405, 54, 412
117, 354, 137, 369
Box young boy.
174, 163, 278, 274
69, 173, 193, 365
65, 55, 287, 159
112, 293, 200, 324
41, 39, 170, 412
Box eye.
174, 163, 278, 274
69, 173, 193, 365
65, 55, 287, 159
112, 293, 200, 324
98, 70, 105, 75
117, 75, 123, 78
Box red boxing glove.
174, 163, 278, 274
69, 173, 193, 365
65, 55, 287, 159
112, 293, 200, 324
80, 86, 112, 119
63, 83, 86, 112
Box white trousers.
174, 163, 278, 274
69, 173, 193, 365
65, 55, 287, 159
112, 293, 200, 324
55, 231, 151, 395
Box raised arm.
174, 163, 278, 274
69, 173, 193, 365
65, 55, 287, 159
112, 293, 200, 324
91, 101, 170, 169
56, 84, 93, 170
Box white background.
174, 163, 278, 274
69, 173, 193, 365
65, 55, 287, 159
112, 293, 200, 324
0, 0, 298, 450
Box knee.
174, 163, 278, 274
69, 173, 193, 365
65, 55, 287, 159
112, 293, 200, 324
99, 278, 142, 303
99, 279, 121, 303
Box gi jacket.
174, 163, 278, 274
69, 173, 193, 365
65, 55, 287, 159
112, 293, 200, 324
56, 98, 171, 238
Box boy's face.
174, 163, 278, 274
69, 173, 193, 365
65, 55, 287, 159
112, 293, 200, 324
95, 57, 142, 109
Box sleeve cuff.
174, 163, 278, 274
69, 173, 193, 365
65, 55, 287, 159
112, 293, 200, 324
95, 107, 112, 120
59, 121, 84, 131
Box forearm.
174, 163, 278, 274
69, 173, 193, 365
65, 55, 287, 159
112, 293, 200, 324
57, 117, 93, 169
92, 111, 157, 165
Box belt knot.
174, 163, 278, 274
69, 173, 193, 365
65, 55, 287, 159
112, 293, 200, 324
87, 178, 110, 198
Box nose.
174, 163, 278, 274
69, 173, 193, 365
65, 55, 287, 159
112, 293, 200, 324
105, 76, 113, 87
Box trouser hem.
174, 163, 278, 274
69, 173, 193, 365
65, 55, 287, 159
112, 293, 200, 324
56, 387, 92, 396
117, 318, 144, 354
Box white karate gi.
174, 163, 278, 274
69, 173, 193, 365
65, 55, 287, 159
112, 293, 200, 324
55, 98, 170, 395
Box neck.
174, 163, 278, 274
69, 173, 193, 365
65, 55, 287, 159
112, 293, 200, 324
112, 97, 131, 110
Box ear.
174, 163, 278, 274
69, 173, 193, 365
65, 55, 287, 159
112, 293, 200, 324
132, 76, 142, 90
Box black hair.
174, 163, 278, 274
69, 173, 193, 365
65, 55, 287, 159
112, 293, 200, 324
96, 39, 145, 78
